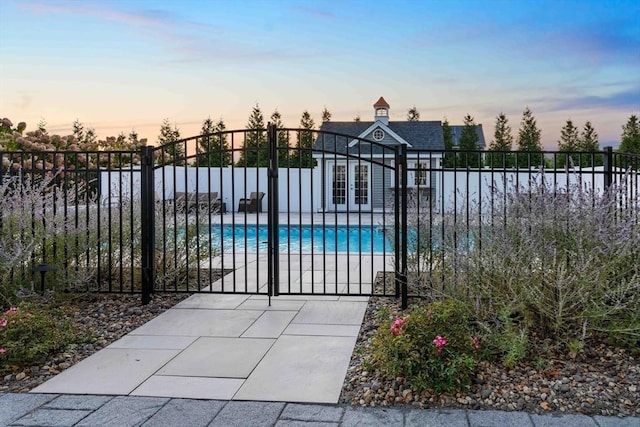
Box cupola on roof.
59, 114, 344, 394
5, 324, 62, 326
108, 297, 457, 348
373, 97, 390, 108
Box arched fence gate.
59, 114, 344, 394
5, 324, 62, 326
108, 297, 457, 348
138, 125, 410, 307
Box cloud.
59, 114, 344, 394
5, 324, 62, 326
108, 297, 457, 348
12, 92, 32, 110
538, 86, 640, 113
20, 2, 179, 26
17, 1, 307, 65
535, 19, 640, 68
291, 6, 335, 19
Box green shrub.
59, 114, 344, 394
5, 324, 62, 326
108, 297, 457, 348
0, 303, 80, 367
370, 299, 480, 393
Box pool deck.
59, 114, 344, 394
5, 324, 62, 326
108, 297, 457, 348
198, 212, 394, 226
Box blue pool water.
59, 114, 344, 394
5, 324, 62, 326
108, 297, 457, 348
210, 224, 391, 253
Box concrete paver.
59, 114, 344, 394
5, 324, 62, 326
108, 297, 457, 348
283, 323, 361, 337
30, 349, 181, 395
234, 335, 357, 403
157, 337, 275, 378
207, 401, 285, 427
529, 413, 599, 427
405, 409, 469, 427
292, 301, 367, 325
466, 409, 534, 427
74, 396, 169, 427
128, 308, 263, 337
0, 394, 57, 426
141, 398, 226, 427
279, 403, 345, 423
241, 310, 298, 338
131, 376, 244, 400
173, 293, 249, 309
10, 408, 92, 426
106, 335, 197, 350
342, 407, 405, 426
43, 395, 113, 410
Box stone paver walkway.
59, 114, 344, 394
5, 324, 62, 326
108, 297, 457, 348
31, 294, 367, 404
2, 394, 638, 427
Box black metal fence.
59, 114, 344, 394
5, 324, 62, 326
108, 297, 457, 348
0, 150, 142, 294
2, 133, 639, 309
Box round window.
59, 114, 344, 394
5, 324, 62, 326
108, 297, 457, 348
373, 129, 384, 141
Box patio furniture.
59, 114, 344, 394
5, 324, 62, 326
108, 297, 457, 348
238, 192, 265, 213
173, 192, 224, 213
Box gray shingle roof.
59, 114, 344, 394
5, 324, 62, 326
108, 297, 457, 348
313, 121, 444, 155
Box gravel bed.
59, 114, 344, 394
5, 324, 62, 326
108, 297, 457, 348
0, 293, 189, 393
339, 296, 640, 417
1, 292, 638, 418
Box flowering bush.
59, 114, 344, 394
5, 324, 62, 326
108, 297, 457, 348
371, 299, 481, 393
0, 303, 79, 368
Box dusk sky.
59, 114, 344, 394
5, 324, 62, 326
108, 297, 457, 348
1, 0, 638, 149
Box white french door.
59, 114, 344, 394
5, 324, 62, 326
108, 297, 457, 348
326, 161, 371, 211
349, 162, 370, 210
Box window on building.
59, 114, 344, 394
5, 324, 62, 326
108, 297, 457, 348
372, 129, 384, 141
414, 163, 428, 186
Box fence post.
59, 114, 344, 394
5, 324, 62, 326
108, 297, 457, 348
603, 146, 613, 190
140, 146, 155, 305
267, 123, 279, 299
394, 148, 401, 299
398, 145, 408, 309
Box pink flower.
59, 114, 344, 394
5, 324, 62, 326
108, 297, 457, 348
0, 347, 5, 354
3, 308, 18, 317
433, 335, 447, 354
390, 316, 408, 336
472, 336, 480, 350
0, 318, 7, 327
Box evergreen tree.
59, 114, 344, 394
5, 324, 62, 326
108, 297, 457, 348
407, 106, 420, 121
457, 114, 481, 168
516, 107, 543, 168
578, 121, 601, 167
487, 112, 514, 168
158, 118, 183, 165
557, 119, 580, 168
72, 119, 84, 142
442, 118, 455, 168
37, 118, 47, 134
321, 107, 332, 123
619, 114, 640, 154
619, 114, 640, 169
292, 110, 316, 168
84, 128, 97, 146
71, 119, 97, 148
236, 104, 267, 167
271, 110, 290, 167
196, 117, 231, 167
128, 129, 140, 147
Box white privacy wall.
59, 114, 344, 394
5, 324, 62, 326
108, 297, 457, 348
100, 166, 322, 213
99, 166, 637, 213
435, 167, 637, 213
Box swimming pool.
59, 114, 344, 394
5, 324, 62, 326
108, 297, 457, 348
210, 224, 391, 253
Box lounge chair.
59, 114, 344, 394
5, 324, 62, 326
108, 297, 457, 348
173, 192, 224, 213
238, 191, 265, 213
